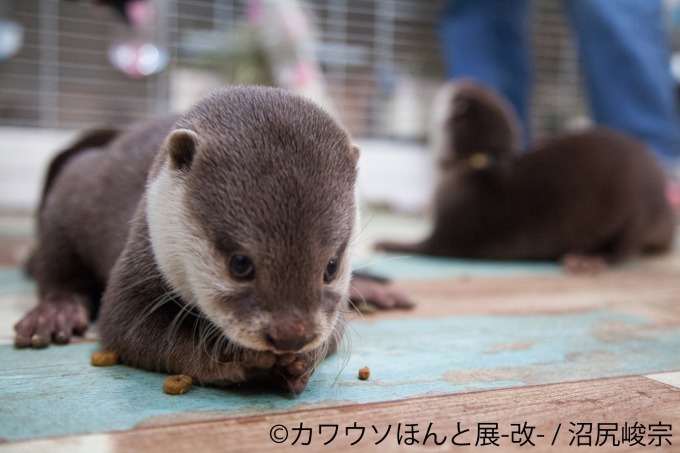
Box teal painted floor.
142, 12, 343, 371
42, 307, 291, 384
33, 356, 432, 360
2, 310, 679, 442
356, 253, 562, 280
1, 211, 679, 445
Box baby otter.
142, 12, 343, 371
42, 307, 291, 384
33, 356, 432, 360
377, 80, 675, 266
14, 86, 396, 393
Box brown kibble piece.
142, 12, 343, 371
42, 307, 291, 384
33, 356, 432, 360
358, 366, 370, 380
91, 350, 119, 366
164, 374, 192, 395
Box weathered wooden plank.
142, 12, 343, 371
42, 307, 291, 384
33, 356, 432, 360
368, 271, 680, 321
2, 244, 679, 445
2, 305, 679, 443
5, 376, 678, 452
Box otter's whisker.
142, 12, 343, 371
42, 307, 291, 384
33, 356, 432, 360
351, 254, 412, 272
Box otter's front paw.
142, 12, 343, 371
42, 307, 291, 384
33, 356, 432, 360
271, 352, 316, 394
350, 277, 414, 311
193, 350, 276, 387
14, 298, 89, 348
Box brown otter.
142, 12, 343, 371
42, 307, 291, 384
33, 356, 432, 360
14, 86, 408, 393
377, 80, 675, 266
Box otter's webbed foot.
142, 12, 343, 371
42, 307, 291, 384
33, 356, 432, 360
192, 349, 277, 387
14, 296, 89, 348
271, 352, 316, 394
350, 275, 414, 311
560, 253, 607, 275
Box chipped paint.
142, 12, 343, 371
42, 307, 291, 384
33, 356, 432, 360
484, 341, 534, 354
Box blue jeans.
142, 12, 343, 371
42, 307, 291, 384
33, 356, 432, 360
439, 0, 680, 167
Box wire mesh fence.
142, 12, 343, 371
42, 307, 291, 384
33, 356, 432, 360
0, 0, 639, 142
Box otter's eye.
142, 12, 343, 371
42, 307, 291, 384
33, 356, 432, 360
229, 254, 255, 281
324, 258, 339, 283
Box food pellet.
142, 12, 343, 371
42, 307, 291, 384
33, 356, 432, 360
358, 366, 370, 380
164, 374, 193, 395
91, 350, 119, 366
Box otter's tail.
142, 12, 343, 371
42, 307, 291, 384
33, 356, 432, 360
40, 128, 121, 209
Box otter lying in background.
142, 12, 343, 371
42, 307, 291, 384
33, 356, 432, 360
377, 80, 675, 268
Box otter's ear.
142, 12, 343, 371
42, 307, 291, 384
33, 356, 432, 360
350, 143, 361, 164
166, 129, 198, 172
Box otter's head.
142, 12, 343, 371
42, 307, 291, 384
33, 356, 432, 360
146, 86, 359, 355
432, 79, 522, 169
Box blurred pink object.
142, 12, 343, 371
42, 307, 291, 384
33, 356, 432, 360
126, 0, 152, 26
107, 40, 167, 78
288, 61, 316, 88
244, 0, 334, 113
246, 1, 265, 26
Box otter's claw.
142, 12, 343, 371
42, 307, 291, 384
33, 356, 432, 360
14, 298, 89, 348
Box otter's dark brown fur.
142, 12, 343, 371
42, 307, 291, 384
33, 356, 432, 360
377, 81, 675, 263
14, 86, 402, 393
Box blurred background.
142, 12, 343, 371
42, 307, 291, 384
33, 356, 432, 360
2, 0, 680, 214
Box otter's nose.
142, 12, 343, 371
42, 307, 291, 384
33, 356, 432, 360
266, 326, 316, 353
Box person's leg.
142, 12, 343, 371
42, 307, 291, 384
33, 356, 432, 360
563, 0, 680, 167
439, 0, 532, 144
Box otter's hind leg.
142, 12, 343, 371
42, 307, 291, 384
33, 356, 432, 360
14, 222, 100, 348
594, 217, 657, 265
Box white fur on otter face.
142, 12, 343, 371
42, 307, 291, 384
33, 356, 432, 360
146, 129, 357, 354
